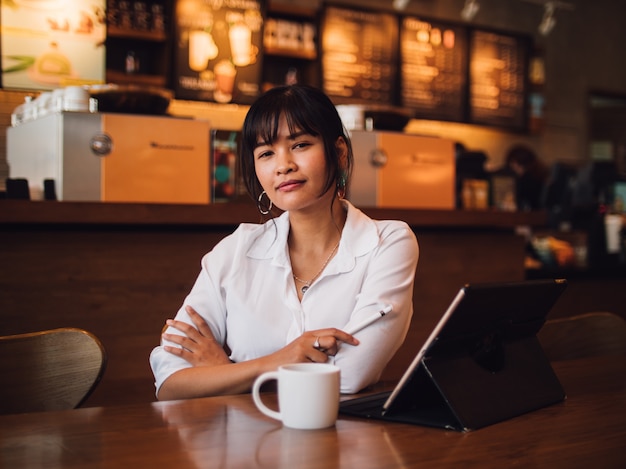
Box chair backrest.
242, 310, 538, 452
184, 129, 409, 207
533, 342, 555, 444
0, 328, 107, 415
538, 312, 626, 361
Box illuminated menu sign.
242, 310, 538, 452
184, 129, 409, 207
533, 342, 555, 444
320, 6, 530, 130
469, 30, 528, 129
400, 16, 467, 121
321, 6, 398, 105
0, 0, 106, 90
174, 0, 263, 104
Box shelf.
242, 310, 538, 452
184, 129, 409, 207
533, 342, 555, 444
107, 26, 167, 42
105, 69, 167, 88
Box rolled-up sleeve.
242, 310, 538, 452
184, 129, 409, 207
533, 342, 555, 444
333, 221, 419, 393
150, 240, 231, 396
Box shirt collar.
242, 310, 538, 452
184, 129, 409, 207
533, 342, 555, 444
247, 200, 380, 272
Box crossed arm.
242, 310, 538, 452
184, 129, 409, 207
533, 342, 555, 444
157, 305, 358, 400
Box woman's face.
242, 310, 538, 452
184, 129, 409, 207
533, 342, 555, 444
510, 160, 524, 176
253, 114, 333, 212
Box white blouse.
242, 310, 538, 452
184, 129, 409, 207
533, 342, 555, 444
150, 200, 419, 395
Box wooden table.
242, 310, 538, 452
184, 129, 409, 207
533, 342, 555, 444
1, 356, 624, 468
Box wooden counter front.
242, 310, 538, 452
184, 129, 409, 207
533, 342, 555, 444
0, 200, 544, 408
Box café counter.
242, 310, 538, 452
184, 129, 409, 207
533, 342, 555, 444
0, 200, 544, 407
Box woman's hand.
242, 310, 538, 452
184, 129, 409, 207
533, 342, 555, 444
307, 328, 360, 357
162, 305, 231, 367
263, 328, 360, 369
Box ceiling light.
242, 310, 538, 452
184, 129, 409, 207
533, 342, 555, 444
522, 0, 574, 36
538, 2, 556, 36
461, 0, 480, 21
393, 0, 410, 10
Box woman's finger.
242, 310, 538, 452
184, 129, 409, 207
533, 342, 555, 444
185, 305, 216, 339
308, 327, 359, 346
311, 335, 340, 356
166, 318, 196, 337
162, 332, 195, 352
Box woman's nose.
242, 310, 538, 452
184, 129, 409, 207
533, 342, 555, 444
275, 151, 296, 174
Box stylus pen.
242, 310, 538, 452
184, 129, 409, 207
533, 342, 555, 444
345, 304, 392, 335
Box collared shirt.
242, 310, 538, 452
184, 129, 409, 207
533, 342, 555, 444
150, 200, 419, 394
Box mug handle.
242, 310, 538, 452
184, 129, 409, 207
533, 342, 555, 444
252, 371, 281, 422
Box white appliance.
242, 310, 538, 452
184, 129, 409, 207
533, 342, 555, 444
7, 112, 211, 203
348, 130, 456, 209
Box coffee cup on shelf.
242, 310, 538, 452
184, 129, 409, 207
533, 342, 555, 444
605, 214, 624, 254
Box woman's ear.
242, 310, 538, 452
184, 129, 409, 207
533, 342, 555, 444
335, 136, 348, 164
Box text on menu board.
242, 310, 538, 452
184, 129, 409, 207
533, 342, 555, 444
469, 30, 528, 129
400, 16, 467, 122
319, 4, 530, 130
321, 6, 398, 105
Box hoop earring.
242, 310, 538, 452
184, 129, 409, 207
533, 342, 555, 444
257, 191, 273, 215
337, 172, 347, 199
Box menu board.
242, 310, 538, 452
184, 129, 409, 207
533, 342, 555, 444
174, 0, 263, 104
321, 6, 398, 105
400, 16, 467, 121
0, 0, 106, 90
469, 30, 528, 129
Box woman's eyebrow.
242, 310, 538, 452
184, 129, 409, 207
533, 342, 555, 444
254, 130, 308, 149
287, 130, 308, 140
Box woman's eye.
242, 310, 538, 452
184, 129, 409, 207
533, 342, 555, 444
293, 141, 311, 150
255, 149, 273, 159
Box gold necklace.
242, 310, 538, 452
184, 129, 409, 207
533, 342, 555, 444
292, 241, 340, 294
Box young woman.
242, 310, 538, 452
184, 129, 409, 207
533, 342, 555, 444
150, 85, 419, 400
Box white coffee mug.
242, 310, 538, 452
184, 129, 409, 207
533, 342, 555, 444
252, 363, 340, 430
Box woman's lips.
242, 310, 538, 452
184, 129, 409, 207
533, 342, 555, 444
277, 180, 304, 192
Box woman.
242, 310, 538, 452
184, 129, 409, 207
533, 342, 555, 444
150, 85, 419, 400
505, 144, 549, 211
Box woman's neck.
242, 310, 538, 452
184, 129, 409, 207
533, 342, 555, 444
288, 198, 346, 255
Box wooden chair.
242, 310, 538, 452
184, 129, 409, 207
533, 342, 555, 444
0, 328, 107, 415
538, 312, 626, 361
